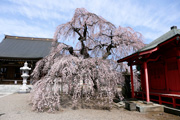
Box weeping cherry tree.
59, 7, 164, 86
30, 8, 144, 112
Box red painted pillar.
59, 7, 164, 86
130, 65, 134, 98
144, 61, 150, 102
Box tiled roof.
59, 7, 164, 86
138, 26, 180, 53
0, 35, 53, 59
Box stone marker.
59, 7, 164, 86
125, 101, 136, 111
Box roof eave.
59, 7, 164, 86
117, 34, 180, 63
117, 52, 139, 63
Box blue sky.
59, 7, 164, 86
0, 0, 180, 44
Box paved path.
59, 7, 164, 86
0, 93, 13, 98
0, 85, 21, 98
0, 85, 32, 98
0, 93, 179, 120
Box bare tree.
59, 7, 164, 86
30, 8, 144, 112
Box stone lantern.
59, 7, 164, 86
19, 61, 31, 93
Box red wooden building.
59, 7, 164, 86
118, 26, 180, 108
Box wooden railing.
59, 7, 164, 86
135, 91, 180, 108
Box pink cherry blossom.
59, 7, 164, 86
30, 8, 144, 112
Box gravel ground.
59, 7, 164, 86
0, 93, 179, 120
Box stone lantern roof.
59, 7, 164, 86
20, 62, 31, 71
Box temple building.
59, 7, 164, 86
0, 35, 53, 84
118, 26, 180, 108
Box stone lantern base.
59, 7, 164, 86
18, 85, 31, 93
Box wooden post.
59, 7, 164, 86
159, 95, 162, 104
172, 97, 176, 108
144, 61, 150, 102
130, 65, 134, 98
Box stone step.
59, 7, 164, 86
124, 101, 164, 112
136, 103, 164, 112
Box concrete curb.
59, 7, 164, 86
164, 106, 180, 116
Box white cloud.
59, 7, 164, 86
0, 18, 54, 40
0, 0, 180, 43
1, 1, 71, 21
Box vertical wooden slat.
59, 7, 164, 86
159, 95, 162, 104
172, 97, 176, 108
